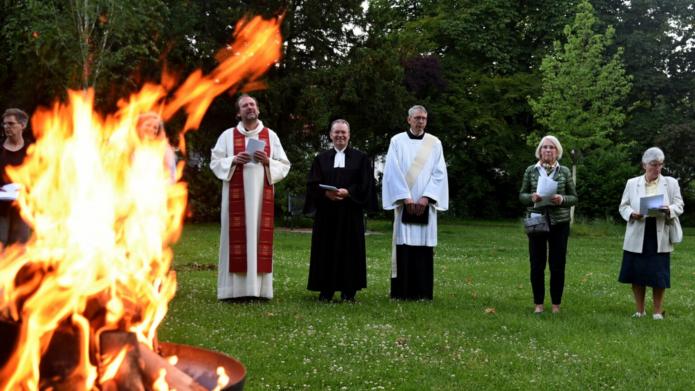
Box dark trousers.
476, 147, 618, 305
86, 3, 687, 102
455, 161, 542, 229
391, 245, 434, 300
528, 221, 570, 305
0, 204, 30, 246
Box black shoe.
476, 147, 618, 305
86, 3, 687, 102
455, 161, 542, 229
341, 291, 356, 301
318, 292, 334, 302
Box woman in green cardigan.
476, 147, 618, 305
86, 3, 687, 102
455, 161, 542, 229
519, 135, 578, 314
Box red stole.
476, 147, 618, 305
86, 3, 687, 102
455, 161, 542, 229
228, 127, 274, 273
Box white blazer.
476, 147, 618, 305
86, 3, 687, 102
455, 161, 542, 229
619, 174, 684, 253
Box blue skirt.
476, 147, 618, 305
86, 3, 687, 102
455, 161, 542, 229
618, 217, 670, 288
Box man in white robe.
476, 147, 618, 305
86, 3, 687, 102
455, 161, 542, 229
382, 105, 448, 300
210, 95, 290, 299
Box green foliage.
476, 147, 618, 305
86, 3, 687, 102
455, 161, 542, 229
163, 221, 695, 389
1, 0, 687, 223
574, 145, 637, 220
182, 163, 221, 223
0, 0, 167, 110
593, 0, 695, 154
529, 0, 631, 161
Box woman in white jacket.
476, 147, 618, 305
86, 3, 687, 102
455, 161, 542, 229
618, 147, 684, 320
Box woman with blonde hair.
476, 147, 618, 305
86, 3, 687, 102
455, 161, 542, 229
519, 135, 578, 314
136, 112, 176, 182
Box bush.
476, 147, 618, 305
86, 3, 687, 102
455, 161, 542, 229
574, 146, 636, 221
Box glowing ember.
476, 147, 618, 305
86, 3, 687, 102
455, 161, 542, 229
0, 15, 281, 390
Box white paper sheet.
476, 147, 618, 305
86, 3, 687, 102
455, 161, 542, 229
246, 138, 266, 162
0, 183, 20, 201
534, 176, 558, 207
639, 194, 664, 216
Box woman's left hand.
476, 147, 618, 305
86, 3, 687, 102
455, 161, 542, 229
661, 206, 671, 217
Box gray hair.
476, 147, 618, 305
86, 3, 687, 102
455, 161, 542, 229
642, 147, 665, 164
2, 108, 29, 127
330, 119, 350, 132
408, 105, 427, 117
534, 135, 564, 161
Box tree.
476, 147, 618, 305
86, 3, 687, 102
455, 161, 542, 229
529, 0, 631, 160
382, 0, 576, 217
592, 0, 695, 153
0, 0, 167, 111
528, 0, 632, 219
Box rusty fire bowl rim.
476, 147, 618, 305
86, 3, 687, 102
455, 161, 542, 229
158, 341, 246, 391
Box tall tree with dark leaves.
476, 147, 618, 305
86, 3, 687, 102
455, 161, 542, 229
592, 0, 695, 199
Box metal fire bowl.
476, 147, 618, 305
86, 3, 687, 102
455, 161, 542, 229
159, 342, 246, 391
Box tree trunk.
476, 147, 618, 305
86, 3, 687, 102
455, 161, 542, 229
571, 163, 576, 224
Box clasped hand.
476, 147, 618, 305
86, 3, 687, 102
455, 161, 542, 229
531, 193, 563, 205
326, 188, 349, 201
404, 197, 429, 216
631, 206, 670, 221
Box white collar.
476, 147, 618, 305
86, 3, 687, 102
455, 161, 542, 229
333, 148, 346, 168
236, 120, 264, 136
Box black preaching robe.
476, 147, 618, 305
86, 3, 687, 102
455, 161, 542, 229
304, 147, 377, 293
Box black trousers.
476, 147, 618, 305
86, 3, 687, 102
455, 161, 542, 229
528, 221, 570, 305
391, 245, 434, 300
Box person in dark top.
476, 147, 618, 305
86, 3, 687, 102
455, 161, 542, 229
0, 108, 31, 246
304, 119, 377, 302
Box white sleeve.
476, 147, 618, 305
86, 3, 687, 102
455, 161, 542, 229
266, 131, 291, 185
381, 138, 411, 210
422, 141, 448, 211
210, 131, 235, 181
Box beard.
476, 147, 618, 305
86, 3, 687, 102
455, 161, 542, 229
241, 111, 258, 121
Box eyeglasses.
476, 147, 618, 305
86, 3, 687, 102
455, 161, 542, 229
648, 161, 664, 167
411, 116, 427, 121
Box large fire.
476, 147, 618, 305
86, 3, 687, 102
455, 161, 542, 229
0, 16, 281, 390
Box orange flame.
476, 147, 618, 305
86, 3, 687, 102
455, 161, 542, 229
0, 16, 281, 390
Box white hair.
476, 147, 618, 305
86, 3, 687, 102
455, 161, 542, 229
330, 119, 350, 132
408, 105, 427, 117
534, 135, 563, 161
641, 147, 665, 164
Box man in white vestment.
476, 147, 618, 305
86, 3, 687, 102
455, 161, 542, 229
382, 105, 448, 300
210, 94, 291, 299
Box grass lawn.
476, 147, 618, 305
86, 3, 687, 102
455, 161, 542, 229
161, 219, 695, 390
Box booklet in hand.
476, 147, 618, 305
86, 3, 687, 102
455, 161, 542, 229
246, 138, 266, 162
319, 184, 339, 192
401, 207, 429, 225
639, 194, 664, 216
647, 207, 668, 217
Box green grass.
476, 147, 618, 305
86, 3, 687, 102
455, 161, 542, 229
161, 220, 695, 390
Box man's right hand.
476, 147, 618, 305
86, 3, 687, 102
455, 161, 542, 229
234, 152, 251, 165
325, 188, 348, 201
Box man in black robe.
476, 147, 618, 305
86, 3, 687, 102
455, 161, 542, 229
304, 119, 377, 301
